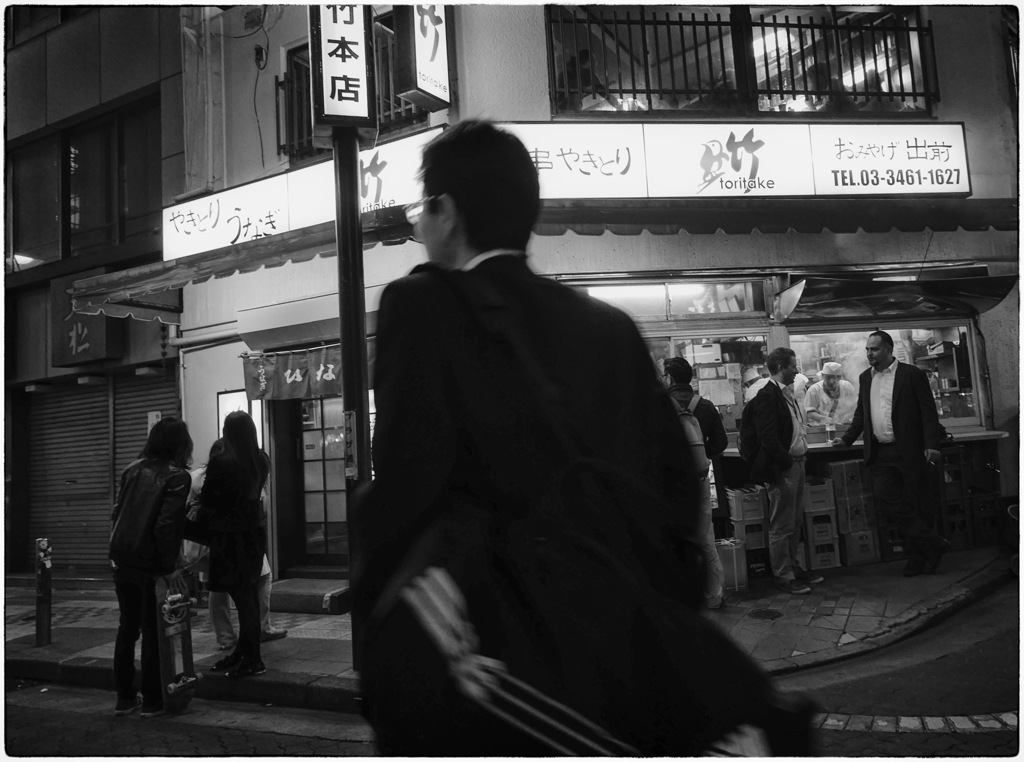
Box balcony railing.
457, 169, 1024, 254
547, 5, 939, 116
276, 21, 427, 164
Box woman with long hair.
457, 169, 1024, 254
109, 416, 194, 717
197, 410, 271, 678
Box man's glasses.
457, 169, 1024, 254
405, 196, 435, 226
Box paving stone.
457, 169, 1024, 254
996, 712, 1018, 728
838, 632, 859, 645
898, 716, 924, 732
822, 713, 849, 730
971, 714, 1005, 730
949, 716, 977, 731
923, 716, 950, 732
872, 716, 898, 732
845, 714, 874, 732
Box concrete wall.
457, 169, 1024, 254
926, 6, 1018, 200
180, 340, 251, 466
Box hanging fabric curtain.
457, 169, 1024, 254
242, 346, 343, 400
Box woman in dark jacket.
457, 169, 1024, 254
197, 411, 271, 678
109, 416, 193, 717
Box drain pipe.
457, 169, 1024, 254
168, 328, 241, 348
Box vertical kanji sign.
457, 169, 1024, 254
308, 5, 377, 128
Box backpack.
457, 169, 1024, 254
670, 393, 711, 479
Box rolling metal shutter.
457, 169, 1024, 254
26, 374, 180, 573
113, 374, 181, 478
28, 386, 111, 572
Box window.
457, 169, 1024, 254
276, 17, 428, 165
547, 5, 937, 115
587, 280, 766, 319
5, 98, 162, 273
8, 136, 61, 271
68, 119, 117, 256
301, 396, 348, 558
6, 6, 93, 48
217, 391, 265, 449
790, 326, 979, 427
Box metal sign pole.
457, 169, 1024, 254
332, 127, 372, 488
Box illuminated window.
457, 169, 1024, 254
587, 280, 766, 319
791, 326, 979, 426
547, 5, 937, 115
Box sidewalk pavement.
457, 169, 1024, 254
5, 546, 1013, 715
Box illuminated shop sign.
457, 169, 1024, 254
395, 5, 451, 111
308, 4, 376, 128
506, 122, 971, 200
164, 122, 969, 261
163, 128, 442, 261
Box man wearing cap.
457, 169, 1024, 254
742, 367, 770, 402
804, 362, 857, 425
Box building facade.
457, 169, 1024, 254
15, 5, 1018, 576
5, 7, 187, 572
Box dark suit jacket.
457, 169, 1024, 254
748, 380, 796, 482
352, 254, 694, 618
841, 361, 946, 466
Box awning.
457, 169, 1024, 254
71, 196, 1016, 323
775, 275, 1019, 322
70, 206, 409, 324
533, 197, 1018, 236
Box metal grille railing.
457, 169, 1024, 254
547, 5, 939, 115
276, 24, 427, 164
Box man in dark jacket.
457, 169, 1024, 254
831, 330, 949, 576
665, 356, 728, 608
351, 120, 789, 756
748, 348, 824, 595
109, 417, 192, 718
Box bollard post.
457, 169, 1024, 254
35, 537, 52, 646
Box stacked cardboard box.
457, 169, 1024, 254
715, 538, 748, 592
970, 489, 1005, 546
731, 518, 766, 550
725, 486, 768, 579
839, 529, 880, 566
826, 460, 876, 533
726, 485, 767, 521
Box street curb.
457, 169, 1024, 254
761, 555, 1014, 675
4, 655, 362, 714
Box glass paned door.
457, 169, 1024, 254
301, 397, 348, 559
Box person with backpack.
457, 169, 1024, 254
664, 357, 728, 608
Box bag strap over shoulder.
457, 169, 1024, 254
426, 266, 589, 463
687, 393, 700, 413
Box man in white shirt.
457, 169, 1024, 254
832, 331, 948, 577
745, 348, 825, 595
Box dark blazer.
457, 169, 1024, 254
841, 361, 946, 466
352, 254, 694, 616
748, 380, 797, 482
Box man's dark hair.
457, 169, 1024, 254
421, 120, 540, 252
142, 417, 194, 469
766, 347, 796, 375
664, 357, 693, 385
869, 330, 895, 350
